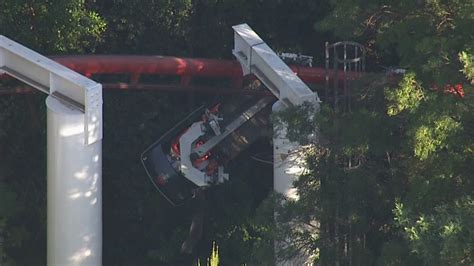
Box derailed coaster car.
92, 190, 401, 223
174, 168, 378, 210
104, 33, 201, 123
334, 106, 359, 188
141, 96, 274, 206
141, 106, 206, 206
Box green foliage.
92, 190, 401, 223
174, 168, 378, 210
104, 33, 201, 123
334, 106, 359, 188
91, 0, 192, 55
0, 94, 47, 265
1, 0, 472, 265
386, 73, 424, 116
274, 95, 405, 264
388, 70, 473, 264
272, 102, 319, 145
275, 2, 473, 259
412, 115, 461, 160
460, 51, 474, 83
305, 1, 474, 264
0, 182, 17, 263
208, 242, 219, 266
196, 242, 219, 266
0, 1, 289, 264
319, 0, 474, 80
275, 70, 473, 265
198, 149, 274, 265
0, 0, 106, 53
89, 0, 333, 59
395, 197, 474, 265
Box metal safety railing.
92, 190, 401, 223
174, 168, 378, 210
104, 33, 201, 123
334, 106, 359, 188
325, 41, 366, 112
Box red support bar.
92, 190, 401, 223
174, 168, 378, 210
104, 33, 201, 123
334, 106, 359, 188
51, 55, 243, 78
1, 55, 360, 94
49, 55, 358, 84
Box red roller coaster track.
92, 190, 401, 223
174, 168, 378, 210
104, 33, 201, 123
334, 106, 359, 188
0, 55, 357, 95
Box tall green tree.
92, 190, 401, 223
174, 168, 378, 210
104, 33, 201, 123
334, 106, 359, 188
275, 0, 473, 264
91, 0, 192, 55
0, 0, 106, 54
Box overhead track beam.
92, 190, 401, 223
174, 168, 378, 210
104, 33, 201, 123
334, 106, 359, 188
0, 35, 102, 145
232, 23, 319, 107
0, 35, 102, 266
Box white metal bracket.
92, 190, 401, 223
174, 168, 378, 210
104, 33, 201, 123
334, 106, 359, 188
0, 35, 102, 145
179, 122, 211, 187
232, 24, 320, 107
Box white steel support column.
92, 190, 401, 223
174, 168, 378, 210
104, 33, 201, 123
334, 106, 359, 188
273, 101, 314, 266
1, 35, 102, 266
47, 96, 102, 265
272, 101, 302, 200
232, 24, 319, 265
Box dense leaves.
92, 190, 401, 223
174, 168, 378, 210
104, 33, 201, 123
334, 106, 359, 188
274, 0, 474, 264
1, 0, 473, 265
0, 0, 106, 54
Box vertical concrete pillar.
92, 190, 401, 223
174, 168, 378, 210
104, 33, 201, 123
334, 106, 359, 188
46, 96, 102, 266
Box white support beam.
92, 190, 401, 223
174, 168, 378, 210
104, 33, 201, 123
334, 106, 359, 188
272, 101, 316, 266
0, 35, 102, 266
233, 24, 318, 265
0, 35, 102, 145
47, 96, 102, 266
232, 23, 319, 107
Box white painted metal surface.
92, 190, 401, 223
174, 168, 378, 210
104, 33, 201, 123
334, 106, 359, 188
232, 23, 318, 107
0, 35, 102, 266
47, 96, 102, 266
179, 122, 229, 187
0, 35, 102, 145
233, 24, 319, 265
272, 101, 305, 200
180, 122, 209, 187
273, 101, 315, 266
